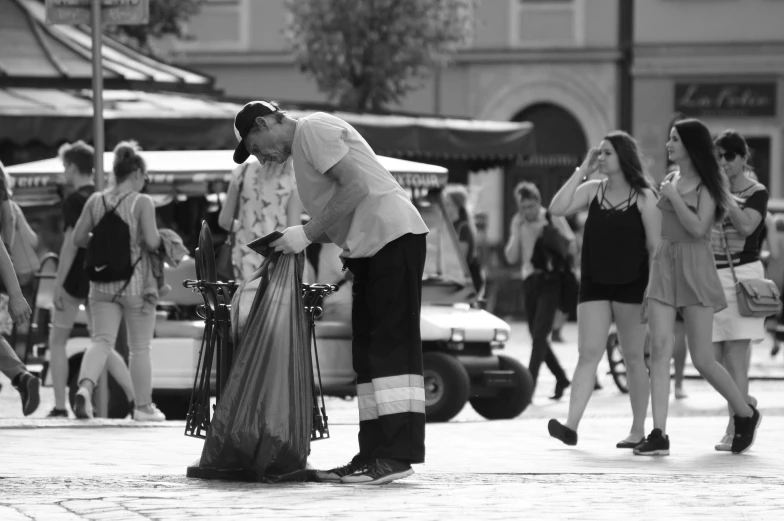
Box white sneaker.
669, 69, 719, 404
714, 433, 732, 452
133, 404, 167, 422
74, 387, 94, 419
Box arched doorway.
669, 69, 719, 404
503, 103, 588, 237
490, 103, 588, 319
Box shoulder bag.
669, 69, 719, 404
721, 226, 782, 318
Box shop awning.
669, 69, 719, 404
6, 150, 449, 207
0, 0, 215, 92
0, 0, 534, 166
0, 89, 534, 163
0, 88, 242, 150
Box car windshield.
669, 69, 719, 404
414, 193, 472, 287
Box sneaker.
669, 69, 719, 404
46, 408, 69, 418
340, 458, 414, 485
714, 433, 732, 452
133, 404, 167, 422
14, 373, 40, 417
548, 419, 578, 446
731, 405, 762, 454
74, 387, 94, 419
633, 428, 670, 456
313, 455, 370, 483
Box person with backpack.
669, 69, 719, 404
46, 141, 136, 418
71, 141, 165, 421
504, 181, 572, 400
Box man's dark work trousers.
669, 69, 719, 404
523, 273, 569, 390
344, 233, 427, 463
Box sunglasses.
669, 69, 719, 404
718, 151, 738, 162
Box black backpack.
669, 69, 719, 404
85, 193, 139, 285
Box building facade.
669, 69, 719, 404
632, 0, 784, 196
171, 0, 621, 243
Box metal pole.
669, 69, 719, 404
92, 0, 105, 190
91, 0, 109, 418
617, 0, 634, 133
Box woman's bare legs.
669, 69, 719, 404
613, 302, 650, 441
682, 306, 752, 417
563, 301, 613, 431
648, 300, 677, 434
673, 321, 687, 398
714, 339, 752, 435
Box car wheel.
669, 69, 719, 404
423, 352, 470, 423
469, 355, 533, 420
606, 332, 629, 394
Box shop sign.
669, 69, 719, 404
393, 172, 447, 189
674, 82, 777, 118
516, 154, 580, 168
46, 0, 149, 26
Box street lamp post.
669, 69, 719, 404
91, 0, 105, 190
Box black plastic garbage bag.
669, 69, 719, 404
198, 252, 312, 482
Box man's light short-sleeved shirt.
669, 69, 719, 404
292, 112, 428, 258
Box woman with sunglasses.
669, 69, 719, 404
72, 141, 166, 422
710, 130, 768, 451
635, 119, 761, 456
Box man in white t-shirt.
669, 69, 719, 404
232, 101, 428, 485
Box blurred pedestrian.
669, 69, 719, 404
72, 141, 164, 422
636, 118, 760, 456
710, 130, 768, 451
0, 161, 38, 416
218, 157, 302, 284
547, 131, 659, 447
45, 141, 136, 418
505, 182, 572, 400
444, 184, 486, 298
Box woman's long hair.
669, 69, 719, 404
603, 131, 656, 196
673, 118, 731, 222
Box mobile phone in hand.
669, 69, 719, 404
247, 230, 284, 256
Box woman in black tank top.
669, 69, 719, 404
545, 131, 661, 448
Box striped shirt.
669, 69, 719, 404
83, 189, 150, 297
711, 183, 768, 269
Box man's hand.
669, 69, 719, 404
271, 225, 312, 254
9, 293, 31, 324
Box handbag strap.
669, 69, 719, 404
720, 225, 740, 286
229, 164, 248, 247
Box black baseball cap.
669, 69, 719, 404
232, 100, 279, 164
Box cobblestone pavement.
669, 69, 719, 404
1, 322, 782, 519
1, 416, 783, 520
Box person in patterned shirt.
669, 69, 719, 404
218, 157, 302, 283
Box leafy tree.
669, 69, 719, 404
285, 0, 477, 112
104, 0, 204, 55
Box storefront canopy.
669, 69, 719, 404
6, 150, 449, 207
0, 0, 534, 166
0, 0, 214, 92
0, 88, 534, 163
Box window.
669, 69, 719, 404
510, 0, 583, 47
177, 0, 250, 51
